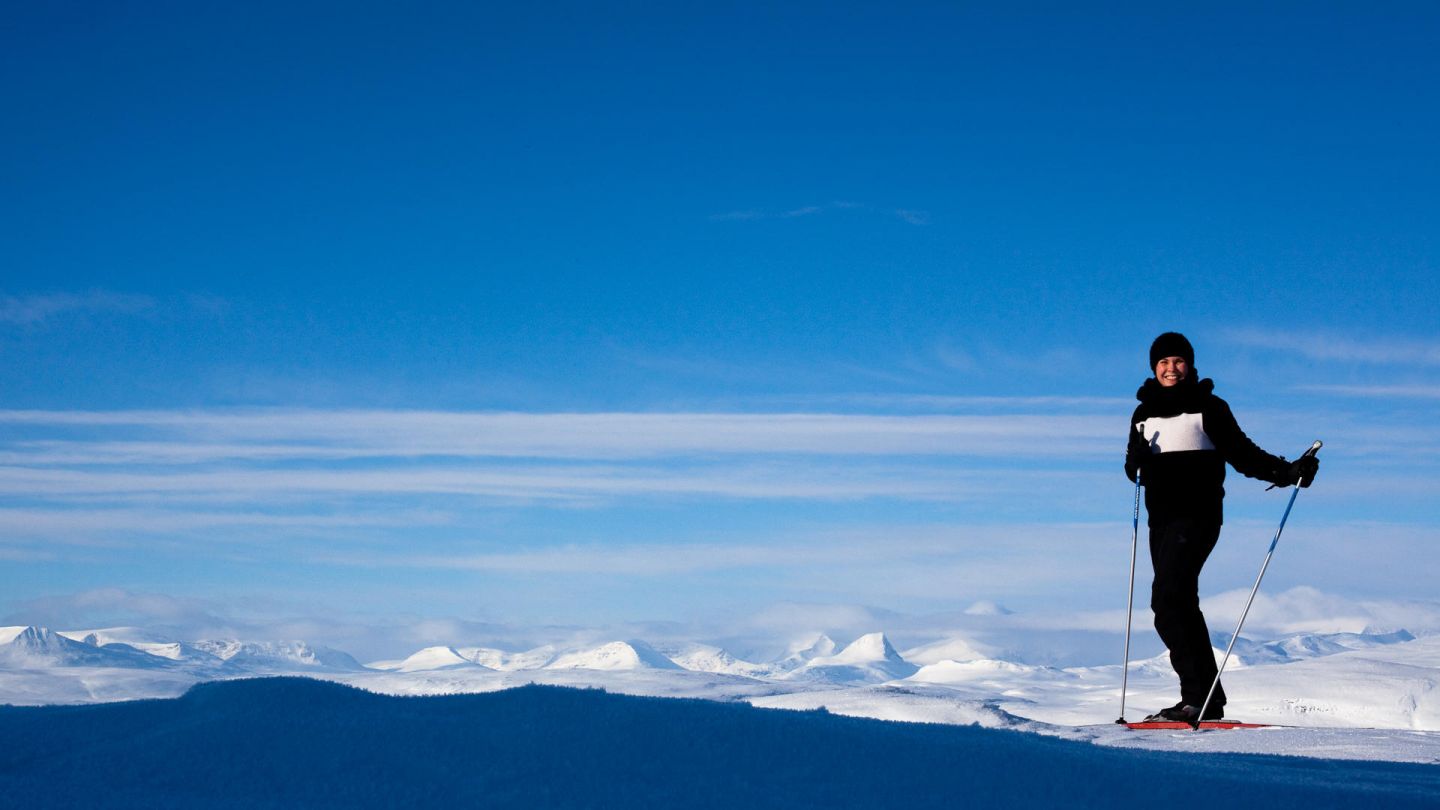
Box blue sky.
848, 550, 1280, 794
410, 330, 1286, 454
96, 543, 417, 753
3, 3, 1438, 660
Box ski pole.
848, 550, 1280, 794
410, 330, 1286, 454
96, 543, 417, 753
1116, 471, 1141, 724
1195, 440, 1322, 728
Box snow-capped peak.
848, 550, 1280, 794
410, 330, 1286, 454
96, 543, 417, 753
5, 626, 72, 652
823, 632, 901, 665
772, 633, 838, 672
786, 632, 918, 684
790, 633, 837, 659
0, 626, 175, 669
374, 646, 491, 673
544, 640, 683, 671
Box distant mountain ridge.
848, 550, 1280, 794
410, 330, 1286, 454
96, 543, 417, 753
7, 624, 1423, 681
0, 624, 930, 688
0, 627, 175, 670
1218, 629, 1417, 666
5, 623, 1434, 727
0, 626, 363, 673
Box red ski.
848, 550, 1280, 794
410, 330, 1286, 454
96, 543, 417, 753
1125, 720, 1270, 730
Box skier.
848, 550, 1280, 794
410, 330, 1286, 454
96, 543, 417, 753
1125, 332, 1318, 723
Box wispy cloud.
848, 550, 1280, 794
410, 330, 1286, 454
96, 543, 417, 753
0, 404, 1130, 577
0, 461, 1109, 509
608, 338, 1090, 395
0, 409, 1120, 460
780, 205, 823, 218
5, 405, 1435, 540
813, 394, 1132, 411
709, 203, 830, 221
736, 394, 1133, 416
708, 201, 922, 224
308, 522, 1120, 589
1224, 328, 1440, 366
4, 402, 1433, 625
1296, 384, 1440, 400
0, 290, 155, 325
1203, 585, 1440, 636
708, 209, 764, 222
1, 587, 229, 630
0, 405, 1137, 568
974, 585, 1440, 640
0, 507, 449, 535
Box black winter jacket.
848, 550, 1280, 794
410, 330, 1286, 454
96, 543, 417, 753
1125, 377, 1290, 527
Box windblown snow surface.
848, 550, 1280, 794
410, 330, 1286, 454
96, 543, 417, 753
5, 623, 1440, 792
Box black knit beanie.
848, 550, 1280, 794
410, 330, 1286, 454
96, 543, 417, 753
1149, 332, 1194, 370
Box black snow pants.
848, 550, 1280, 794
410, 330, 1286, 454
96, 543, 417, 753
1149, 517, 1226, 710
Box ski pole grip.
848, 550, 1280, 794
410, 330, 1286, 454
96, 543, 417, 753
1295, 440, 1322, 488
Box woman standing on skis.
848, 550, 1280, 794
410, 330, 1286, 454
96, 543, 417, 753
1124, 332, 1318, 723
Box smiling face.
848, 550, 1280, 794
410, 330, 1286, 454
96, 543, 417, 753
1155, 355, 1189, 387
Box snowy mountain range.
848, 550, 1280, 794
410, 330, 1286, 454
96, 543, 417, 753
1219, 629, 1416, 665
0, 626, 175, 670
1, 623, 1426, 686
0, 626, 363, 674
5, 621, 1440, 756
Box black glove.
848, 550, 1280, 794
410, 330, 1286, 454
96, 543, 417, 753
1275, 455, 1319, 488
1290, 454, 1319, 488
1125, 428, 1149, 483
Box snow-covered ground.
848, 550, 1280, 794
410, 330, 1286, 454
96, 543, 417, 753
4, 623, 1440, 764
